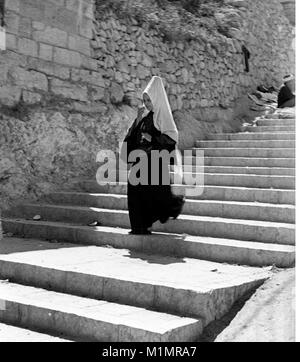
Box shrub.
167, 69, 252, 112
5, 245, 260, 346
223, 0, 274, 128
95, 0, 239, 42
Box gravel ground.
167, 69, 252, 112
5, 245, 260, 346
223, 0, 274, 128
199, 268, 295, 342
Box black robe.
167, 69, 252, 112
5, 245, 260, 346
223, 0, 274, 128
277, 85, 295, 108
123, 111, 185, 233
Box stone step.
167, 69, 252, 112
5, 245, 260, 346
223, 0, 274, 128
256, 119, 295, 127
196, 140, 295, 149
8, 204, 295, 245
201, 157, 295, 168
0, 322, 71, 342
102, 162, 296, 176
170, 165, 295, 176
0, 281, 202, 342
193, 148, 295, 158
0, 237, 271, 325
77, 181, 295, 205
206, 132, 295, 141
45, 192, 295, 223
246, 126, 295, 133
170, 172, 295, 189
107, 170, 295, 189
259, 118, 295, 121
264, 115, 295, 119
3, 220, 295, 267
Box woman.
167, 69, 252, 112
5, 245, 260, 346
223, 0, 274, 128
123, 76, 185, 235
277, 74, 295, 109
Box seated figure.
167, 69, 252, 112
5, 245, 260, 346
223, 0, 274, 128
278, 74, 295, 108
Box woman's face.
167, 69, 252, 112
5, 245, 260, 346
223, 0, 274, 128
286, 79, 295, 92
143, 93, 153, 111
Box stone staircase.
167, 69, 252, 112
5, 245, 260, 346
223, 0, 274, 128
0, 115, 295, 341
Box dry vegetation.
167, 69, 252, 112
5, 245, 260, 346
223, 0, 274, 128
96, 0, 244, 42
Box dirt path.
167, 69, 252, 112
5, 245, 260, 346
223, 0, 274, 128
199, 268, 295, 342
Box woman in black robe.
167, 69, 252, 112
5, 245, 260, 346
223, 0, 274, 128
123, 76, 185, 235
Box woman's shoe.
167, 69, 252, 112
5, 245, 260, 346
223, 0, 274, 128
171, 196, 185, 219
129, 229, 152, 235
87, 220, 101, 226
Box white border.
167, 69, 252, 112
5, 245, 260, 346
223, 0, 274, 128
295, 0, 299, 342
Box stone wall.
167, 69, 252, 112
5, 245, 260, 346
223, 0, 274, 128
280, 0, 295, 26
0, 0, 99, 107
92, 0, 295, 112
0, 0, 295, 209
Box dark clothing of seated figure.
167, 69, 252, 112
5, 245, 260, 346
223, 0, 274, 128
123, 111, 185, 235
278, 85, 295, 108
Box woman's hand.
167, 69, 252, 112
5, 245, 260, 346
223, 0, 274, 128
142, 132, 152, 142
136, 106, 145, 124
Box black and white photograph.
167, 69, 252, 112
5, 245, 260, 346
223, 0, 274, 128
0, 0, 297, 347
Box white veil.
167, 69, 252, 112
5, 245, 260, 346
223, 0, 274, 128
143, 76, 182, 179
143, 76, 179, 143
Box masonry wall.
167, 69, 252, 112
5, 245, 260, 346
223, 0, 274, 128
93, 0, 295, 111
0, 0, 295, 209
280, 0, 295, 25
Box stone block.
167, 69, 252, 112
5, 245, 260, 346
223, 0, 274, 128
71, 102, 107, 113
78, 17, 94, 39
224, 0, 248, 7
181, 68, 189, 84
169, 95, 177, 110
51, 78, 88, 101
32, 21, 45, 31
19, 17, 32, 37
142, 53, 152, 67
19, 0, 46, 21
66, 0, 94, 19
32, 27, 68, 47
5, 0, 20, 13
115, 71, 124, 83
71, 69, 89, 83
45, 5, 78, 34
18, 37, 38, 57
27, 58, 70, 80
5, 33, 18, 51
109, 82, 124, 104
0, 50, 28, 67
50, 0, 65, 6
71, 69, 105, 87
5, 11, 19, 35
0, 85, 22, 106
118, 60, 130, 74
0, 63, 8, 85
136, 64, 150, 79
81, 56, 98, 71
39, 43, 53, 61
68, 35, 91, 56
90, 86, 105, 101
53, 47, 82, 68
200, 99, 209, 107
65, 0, 80, 12
22, 90, 42, 104
10, 67, 48, 92
82, 1, 95, 20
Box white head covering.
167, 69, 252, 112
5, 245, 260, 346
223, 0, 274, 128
283, 74, 295, 83
142, 76, 179, 143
